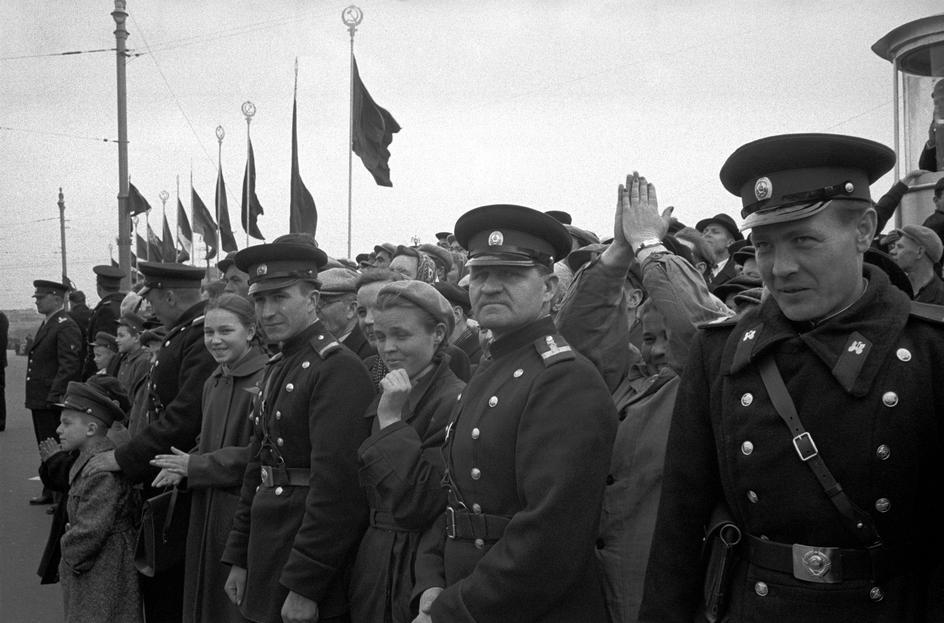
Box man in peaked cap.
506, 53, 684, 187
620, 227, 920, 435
221, 235, 373, 623
80, 265, 126, 378
26, 279, 82, 505
640, 134, 944, 622
85, 261, 216, 623
696, 212, 744, 292
888, 224, 944, 304
413, 205, 617, 622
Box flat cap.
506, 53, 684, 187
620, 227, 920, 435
373, 243, 396, 258
33, 280, 70, 296
893, 224, 944, 264
377, 280, 454, 335
720, 133, 895, 230
138, 262, 206, 295
713, 274, 763, 302
435, 231, 452, 241
564, 224, 600, 248
545, 210, 573, 225
418, 243, 453, 272
118, 312, 147, 334
235, 234, 327, 296
91, 331, 118, 351
319, 267, 359, 295
455, 204, 572, 268
60, 380, 126, 427
695, 213, 744, 241
140, 326, 168, 346
732, 245, 756, 266
93, 265, 125, 286
217, 251, 239, 274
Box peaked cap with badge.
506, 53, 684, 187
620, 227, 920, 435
234, 234, 328, 296
33, 280, 70, 297
137, 261, 206, 295
720, 133, 895, 230
454, 204, 572, 268
92, 264, 125, 289
60, 380, 125, 427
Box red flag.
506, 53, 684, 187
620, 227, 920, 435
161, 213, 176, 262
177, 198, 193, 255
147, 224, 164, 263
192, 187, 218, 260
352, 56, 400, 187
128, 182, 152, 216
290, 97, 317, 236
216, 167, 238, 253
240, 139, 265, 240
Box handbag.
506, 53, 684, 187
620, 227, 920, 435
134, 486, 191, 577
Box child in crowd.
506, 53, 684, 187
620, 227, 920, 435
56, 379, 142, 623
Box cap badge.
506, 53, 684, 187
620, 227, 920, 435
754, 177, 772, 201
256, 264, 268, 277
488, 231, 504, 246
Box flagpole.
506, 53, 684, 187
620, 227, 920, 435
216, 125, 225, 257
145, 204, 151, 262
241, 101, 256, 248
159, 190, 169, 263
342, 6, 362, 260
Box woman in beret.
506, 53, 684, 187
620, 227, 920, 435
349, 281, 466, 623
150, 294, 267, 623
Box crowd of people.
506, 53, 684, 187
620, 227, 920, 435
21, 129, 944, 623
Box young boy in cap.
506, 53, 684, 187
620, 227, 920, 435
57, 379, 142, 623
82, 265, 126, 378
89, 331, 120, 378
640, 134, 944, 622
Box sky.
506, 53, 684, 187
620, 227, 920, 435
1, 1, 942, 310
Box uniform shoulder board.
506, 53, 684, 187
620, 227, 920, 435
534, 334, 575, 367
310, 334, 342, 359
909, 300, 944, 325
190, 314, 206, 327
697, 315, 738, 330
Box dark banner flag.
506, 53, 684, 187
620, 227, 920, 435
241, 139, 265, 240
192, 187, 219, 260
177, 198, 193, 256
146, 224, 164, 263
290, 97, 317, 236
216, 167, 238, 253
135, 233, 149, 261
352, 56, 401, 187
128, 182, 152, 216
161, 213, 176, 263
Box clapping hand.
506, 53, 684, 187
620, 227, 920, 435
38, 438, 61, 462
149, 447, 190, 487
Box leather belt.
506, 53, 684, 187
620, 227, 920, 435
369, 509, 417, 532
745, 535, 898, 584
445, 505, 510, 541
259, 465, 309, 487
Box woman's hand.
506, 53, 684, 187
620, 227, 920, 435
377, 369, 412, 429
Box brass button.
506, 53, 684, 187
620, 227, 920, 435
754, 581, 768, 597
286, 383, 294, 392
513, 369, 524, 378
875, 444, 890, 461
277, 437, 284, 447
472, 503, 482, 514
318, 335, 324, 340
741, 441, 754, 456
254, 417, 260, 425
474, 538, 485, 550
874, 497, 890, 513
740, 393, 753, 407
275, 411, 282, 421
896, 348, 911, 362
882, 391, 898, 407
747, 490, 759, 504
869, 586, 884, 602
274, 486, 284, 496
302, 361, 310, 369
471, 468, 481, 480
471, 427, 480, 440
488, 396, 498, 407
164, 341, 170, 348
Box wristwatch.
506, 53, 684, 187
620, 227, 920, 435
634, 238, 664, 254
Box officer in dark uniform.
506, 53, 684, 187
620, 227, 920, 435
221, 235, 374, 623
85, 261, 217, 623
81, 265, 126, 378
26, 280, 82, 504
640, 134, 944, 622
412, 205, 618, 622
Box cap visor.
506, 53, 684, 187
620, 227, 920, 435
248, 277, 303, 296
740, 200, 831, 231
465, 256, 540, 268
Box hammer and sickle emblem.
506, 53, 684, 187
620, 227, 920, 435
488, 231, 504, 246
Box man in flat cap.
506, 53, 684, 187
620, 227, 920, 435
640, 134, 944, 622
26, 279, 83, 505
318, 267, 376, 360
85, 261, 216, 622
81, 265, 126, 378
433, 281, 483, 368
413, 205, 617, 622
696, 212, 744, 292
218, 250, 251, 299
888, 224, 944, 304
221, 235, 373, 623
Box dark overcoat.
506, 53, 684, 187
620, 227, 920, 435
222, 321, 374, 623
182, 347, 267, 623
114, 301, 217, 483
640, 267, 944, 622
26, 309, 82, 408
342, 323, 377, 361
349, 354, 465, 623
60, 436, 142, 623
413, 316, 618, 622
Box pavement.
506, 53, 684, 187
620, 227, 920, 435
0, 353, 66, 622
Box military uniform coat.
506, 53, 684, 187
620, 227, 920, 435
349, 354, 465, 623
26, 308, 82, 409
639, 266, 944, 622
114, 301, 217, 484
222, 321, 374, 623
413, 316, 618, 622
60, 436, 142, 623
82, 291, 124, 378
182, 347, 267, 623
